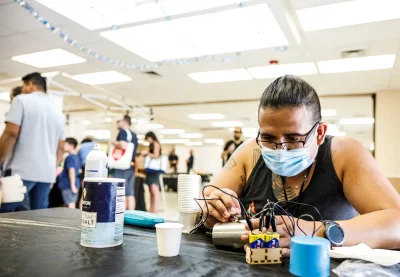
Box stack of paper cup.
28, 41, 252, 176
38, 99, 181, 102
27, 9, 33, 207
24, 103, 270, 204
178, 174, 201, 233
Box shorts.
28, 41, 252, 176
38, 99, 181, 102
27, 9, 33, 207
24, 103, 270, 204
145, 173, 161, 188
113, 166, 135, 196
61, 189, 79, 205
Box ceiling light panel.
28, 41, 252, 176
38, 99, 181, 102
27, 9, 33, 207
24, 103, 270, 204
101, 4, 288, 62
179, 133, 203, 139
11, 49, 86, 68
318, 55, 396, 74
36, 0, 250, 30
321, 109, 338, 117
296, 0, 400, 31
188, 69, 253, 83
247, 62, 318, 79
211, 121, 243, 127
188, 113, 225, 120
71, 71, 132, 85
160, 129, 185, 134
340, 118, 375, 125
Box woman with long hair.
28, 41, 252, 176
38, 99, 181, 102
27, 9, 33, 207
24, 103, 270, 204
143, 131, 162, 213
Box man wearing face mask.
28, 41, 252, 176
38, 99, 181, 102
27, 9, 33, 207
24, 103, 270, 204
204, 75, 400, 256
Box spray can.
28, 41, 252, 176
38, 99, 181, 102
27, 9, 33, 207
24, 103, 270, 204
85, 144, 108, 178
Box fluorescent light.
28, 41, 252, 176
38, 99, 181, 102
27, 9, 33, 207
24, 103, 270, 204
318, 55, 396, 74
0, 92, 10, 101
36, 0, 250, 30
243, 133, 258, 138
211, 121, 243, 127
340, 118, 375, 125
160, 139, 189, 144
148, 123, 164, 129
188, 113, 225, 120
327, 124, 346, 137
204, 139, 224, 146
11, 49, 86, 68
186, 141, 204, 146
84, 129, 111, 140
105, 117, 112, 123
188, 69, 253, 83
369, 143, 375, 151
160, 129, 185, 135
228, 127, 257, 133
71, 71, 132, 85
84, 120, 91, 126
321, 109, 338, 117
296, 0, 400, 32
247, 62, 318, 79
101, 4, 288, 62
179, 133, 203, 139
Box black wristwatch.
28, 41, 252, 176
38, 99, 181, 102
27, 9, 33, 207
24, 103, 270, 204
322, 220, 345, 247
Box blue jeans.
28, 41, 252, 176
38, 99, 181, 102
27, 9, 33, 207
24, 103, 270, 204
0, 202, 22, 213
21, 181, 51, 210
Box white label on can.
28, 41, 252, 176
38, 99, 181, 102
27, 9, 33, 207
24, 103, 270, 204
82, 212, 97, 228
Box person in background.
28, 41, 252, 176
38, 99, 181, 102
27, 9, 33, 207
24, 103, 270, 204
58, 138, 81, 209
186, 149, 194, 174
10, 86, 22, 103
221, 127, 243, 166
168, 147, 179, 173
112, 115, 138, 210
76, 138, 95, 207
143, 131, 162, 214
0, 72, 65, 212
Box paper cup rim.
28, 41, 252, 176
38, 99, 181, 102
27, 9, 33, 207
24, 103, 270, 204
155, 223, 184, 229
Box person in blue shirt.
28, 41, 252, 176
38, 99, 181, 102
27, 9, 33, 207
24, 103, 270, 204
58, 137, 81, 209
112, 115, 138, 210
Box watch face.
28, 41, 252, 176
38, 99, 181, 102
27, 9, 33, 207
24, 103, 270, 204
327, 224, 345, 245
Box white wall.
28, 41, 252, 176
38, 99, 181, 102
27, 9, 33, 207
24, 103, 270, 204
175, 145, 222, 176
376, 90, 400, 178
0, 102, 10, 134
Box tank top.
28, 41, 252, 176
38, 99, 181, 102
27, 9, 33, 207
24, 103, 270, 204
149, 142, 161, 155
240, 136, 357, 221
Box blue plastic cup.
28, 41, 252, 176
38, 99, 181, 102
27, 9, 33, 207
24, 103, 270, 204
289, 236, 331, 277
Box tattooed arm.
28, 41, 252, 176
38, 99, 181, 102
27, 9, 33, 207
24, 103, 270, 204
203, 139, 260, 227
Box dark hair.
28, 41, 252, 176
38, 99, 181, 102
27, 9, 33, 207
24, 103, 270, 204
258, 75, 321, 123
81, 138, 93, 144
22, 72, 47, 92
66, 137, 78, 148
123, 115, 132, 126
11, 86, 22, 98
145, 131, 159, 143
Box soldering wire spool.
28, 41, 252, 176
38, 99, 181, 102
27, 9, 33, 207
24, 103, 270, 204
289, 236, 331, 277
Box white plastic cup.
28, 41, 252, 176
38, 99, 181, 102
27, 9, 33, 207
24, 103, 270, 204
179, 211, 200, 234
155, 223, 184, 257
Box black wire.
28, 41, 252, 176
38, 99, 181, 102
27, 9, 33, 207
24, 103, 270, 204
296, 214, 316, 236
275, 200, 323, 221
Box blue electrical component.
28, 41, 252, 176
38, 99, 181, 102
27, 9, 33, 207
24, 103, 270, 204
124, 210, 164, 228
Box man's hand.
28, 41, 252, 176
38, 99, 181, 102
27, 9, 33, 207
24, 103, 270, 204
240, 215, 322, 257
203, 188, 241, 228
71, 186, 78, 194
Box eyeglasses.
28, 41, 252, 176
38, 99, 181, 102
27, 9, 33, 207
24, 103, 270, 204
256, 122, 320, 150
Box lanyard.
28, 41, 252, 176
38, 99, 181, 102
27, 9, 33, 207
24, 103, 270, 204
281, 163, 314, 216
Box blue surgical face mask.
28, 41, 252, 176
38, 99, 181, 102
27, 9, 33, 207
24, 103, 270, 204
260, 136, 317, 177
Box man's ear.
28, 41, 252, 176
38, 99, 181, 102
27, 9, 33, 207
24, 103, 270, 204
317, 123, 328, 145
